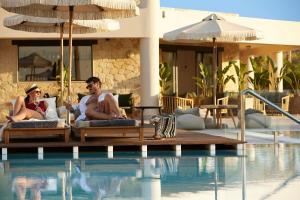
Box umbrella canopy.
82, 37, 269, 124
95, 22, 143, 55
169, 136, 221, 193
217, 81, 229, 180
0, 0, 140, 19
164, 14, 260, 42
0, 0, 139, 111
4, 14, 120, 34
164, 13, 261, 105
4, 14, 120, 106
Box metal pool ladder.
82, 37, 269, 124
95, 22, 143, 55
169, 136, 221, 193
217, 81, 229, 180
240, 89, 300, 142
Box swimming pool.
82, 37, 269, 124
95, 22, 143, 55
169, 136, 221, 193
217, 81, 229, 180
0, 145, 299, 200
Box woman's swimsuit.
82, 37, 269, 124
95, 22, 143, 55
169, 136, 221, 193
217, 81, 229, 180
25, 101, 47, 112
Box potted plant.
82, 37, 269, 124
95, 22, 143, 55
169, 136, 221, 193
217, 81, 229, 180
232, 61, 252, 91
279, 60, 300, 113
249, 56, 271, 91
217, 63, 236, 94
192, 63, 212, 105
159, 62, 173, 96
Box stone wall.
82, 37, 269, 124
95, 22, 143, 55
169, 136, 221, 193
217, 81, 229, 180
0, 39, 141, 122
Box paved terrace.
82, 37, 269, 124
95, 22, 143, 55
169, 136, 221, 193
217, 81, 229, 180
199, 115, 300, 144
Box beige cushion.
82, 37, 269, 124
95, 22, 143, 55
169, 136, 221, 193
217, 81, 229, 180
57, 106, 75, 121
39, 97, 59, 120
175, 107, 200, 117
245, 113, 271, 128
176, 114, 205, 130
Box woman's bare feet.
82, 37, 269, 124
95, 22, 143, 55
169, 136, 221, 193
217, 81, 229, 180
6, 116, 18, 122
117, 115, 127, 119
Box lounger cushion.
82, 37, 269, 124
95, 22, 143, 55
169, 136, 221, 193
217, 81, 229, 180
9, 120, 60, 128
76, 119, 137, 128
245, 113, 271, 128
237, 109, 271, 128
176, 114, 205, 130
174, 108, 200, 117
39, 97, 59, 120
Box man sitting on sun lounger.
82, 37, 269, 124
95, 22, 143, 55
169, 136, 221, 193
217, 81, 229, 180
65, 76, 124, 121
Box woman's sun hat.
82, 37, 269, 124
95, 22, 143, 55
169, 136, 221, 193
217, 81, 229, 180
25, 83, 39, 94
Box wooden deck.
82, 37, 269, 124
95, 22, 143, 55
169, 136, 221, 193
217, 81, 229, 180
0, 128, 243, 149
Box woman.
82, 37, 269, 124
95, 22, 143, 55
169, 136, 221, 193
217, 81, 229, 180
7, 84, 48, 122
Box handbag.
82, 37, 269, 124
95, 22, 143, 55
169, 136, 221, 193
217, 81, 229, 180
150, 114, 176, 138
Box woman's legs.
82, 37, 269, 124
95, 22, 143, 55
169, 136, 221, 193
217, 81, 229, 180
13, 96, 26, 115
7, 96, 44, 122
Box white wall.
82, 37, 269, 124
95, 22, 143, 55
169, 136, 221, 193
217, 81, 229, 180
1, 6, 300, 47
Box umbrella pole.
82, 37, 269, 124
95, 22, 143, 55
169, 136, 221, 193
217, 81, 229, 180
212, 38, 217, 126
60, 24, 64, 107
212, 37, 217, 105
67, 6, 74, 124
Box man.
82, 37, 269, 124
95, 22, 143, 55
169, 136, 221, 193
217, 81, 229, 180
65, 76, 122, 121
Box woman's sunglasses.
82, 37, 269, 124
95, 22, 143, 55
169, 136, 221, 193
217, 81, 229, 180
35, 90, 41, 94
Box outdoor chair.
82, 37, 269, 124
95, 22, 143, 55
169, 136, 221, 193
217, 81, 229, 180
217, 96, 229, 116
281, 95, 290, 113
161, 96, 194, 114
253, 98, 266, 115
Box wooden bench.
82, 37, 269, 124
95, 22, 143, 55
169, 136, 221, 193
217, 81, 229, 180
3, 127, 70, 144
72, 125, 143, 143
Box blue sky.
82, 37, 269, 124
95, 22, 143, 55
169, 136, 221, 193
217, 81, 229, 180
160, 0, 300, 21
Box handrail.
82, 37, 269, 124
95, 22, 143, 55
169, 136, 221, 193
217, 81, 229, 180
240, 89, 300, 142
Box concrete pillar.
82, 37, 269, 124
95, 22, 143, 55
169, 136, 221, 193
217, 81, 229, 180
276, 51, 283, 92
247, 55, 254, 90
246, 56, 254, 110
139, 0, 160, 108
288, 51, 292, 62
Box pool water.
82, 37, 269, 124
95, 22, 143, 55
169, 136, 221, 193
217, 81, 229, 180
0, 145, 299, 200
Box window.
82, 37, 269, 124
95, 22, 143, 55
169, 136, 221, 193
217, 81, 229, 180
17, 42, 93, 82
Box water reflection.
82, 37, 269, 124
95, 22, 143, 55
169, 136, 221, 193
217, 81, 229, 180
0, 145, 299, 199
13, 176, 49, 200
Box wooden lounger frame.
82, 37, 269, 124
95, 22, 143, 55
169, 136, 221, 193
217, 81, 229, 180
3, 127, 70, 144
72, 126, 143, 143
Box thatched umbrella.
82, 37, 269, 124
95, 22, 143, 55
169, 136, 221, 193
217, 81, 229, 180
4, 14, 120, 106
0, 0, 140, 104
18, 52, 52, 80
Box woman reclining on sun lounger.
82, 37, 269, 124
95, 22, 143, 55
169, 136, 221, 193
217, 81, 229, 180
6, 83, 48, 122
